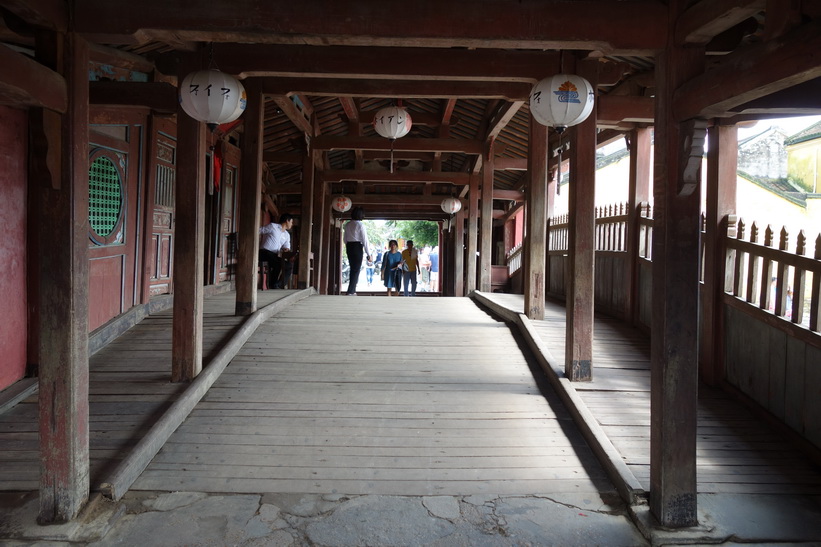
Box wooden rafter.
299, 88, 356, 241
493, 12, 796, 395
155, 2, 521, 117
676, 0, 765, 45
260, 78, 532, 100
313, 136, 482, 154
320, 169, 470, 185
73, 0, 667, 53
674, 20, 821, 120
0, 44, 66, 112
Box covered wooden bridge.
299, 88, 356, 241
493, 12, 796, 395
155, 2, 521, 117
0, 0, 820, 534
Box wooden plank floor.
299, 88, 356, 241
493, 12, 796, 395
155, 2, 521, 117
481, 293, 821, 496
133, 295, 617, 496
0, 289, 292, 491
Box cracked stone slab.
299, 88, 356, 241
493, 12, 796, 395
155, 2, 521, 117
423, 496, 461, 520
306, 495, 455, 546
493, 496, 648, 546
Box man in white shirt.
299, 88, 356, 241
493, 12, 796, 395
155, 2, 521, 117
342, 207, 371, 295
258, 213, 294, 289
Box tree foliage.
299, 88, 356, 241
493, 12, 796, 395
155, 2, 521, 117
386, 220, 439, 248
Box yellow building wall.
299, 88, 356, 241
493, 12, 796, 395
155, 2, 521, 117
787, 140, 821, 193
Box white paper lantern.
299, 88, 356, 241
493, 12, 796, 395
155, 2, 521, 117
373, 106, 413, 139
332, 195, 352, 213
179, 69, 247, 129
529, 74, 595, 130
441, 197, 462, 214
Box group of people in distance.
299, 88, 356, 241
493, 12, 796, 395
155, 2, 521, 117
343, 207, 438, 297
259, 206, 438, 297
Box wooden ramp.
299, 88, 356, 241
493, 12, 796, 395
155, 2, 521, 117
0, 290, 293, 491
133, 295, 616, 496
478, 292, 821, 496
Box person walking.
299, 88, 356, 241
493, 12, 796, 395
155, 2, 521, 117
429, 246, 439, 292
365, 255, 375, 286
381, 240, 403, 297
343, 207, 371, 295
401, 240, 420, 297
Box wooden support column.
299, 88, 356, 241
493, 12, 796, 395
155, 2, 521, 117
479, 147, 494, 292
466, 175, 479, 293
172, 59, 206, 383
650, 9, 705, 526
298, 147, 316, 289
524, 115, 547, 319
235, 80, 263, 315
312, 161, 326, 289
36, 31, 90, 524
454, 209, 465, 296
626, 127, 652, 324
700, 124, 737, 385
319, 192, 332, 294
565, 61, 598, 382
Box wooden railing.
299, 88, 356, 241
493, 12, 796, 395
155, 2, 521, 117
548, 214, 568, 253
595, 203, 629, 252
507, 242, 523, 275
725, 217, 821, 333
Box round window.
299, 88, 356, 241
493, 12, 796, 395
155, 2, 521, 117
88, 154, 124, 245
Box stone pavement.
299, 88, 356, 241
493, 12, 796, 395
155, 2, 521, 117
5, 489, 821, 546
1, 490, 649, 546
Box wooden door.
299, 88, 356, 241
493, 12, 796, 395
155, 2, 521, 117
87, 110, 141, 331
218, 143, 240, 282
145, 117, 176, 296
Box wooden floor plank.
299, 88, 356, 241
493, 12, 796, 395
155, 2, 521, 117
479, 292, 821, 499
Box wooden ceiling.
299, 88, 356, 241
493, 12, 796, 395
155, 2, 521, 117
3, 0, 821, 220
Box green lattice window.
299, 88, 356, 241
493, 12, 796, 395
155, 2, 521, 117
88, 154, 124, 244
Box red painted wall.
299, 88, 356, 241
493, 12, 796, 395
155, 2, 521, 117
0, 106, 28, 390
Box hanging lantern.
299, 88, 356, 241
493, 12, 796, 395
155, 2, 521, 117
373, 106, 412, 139
179, 69, 247, 131
332, 195, 352, 213
529, 74, 595, 131
441, 197, 462, 214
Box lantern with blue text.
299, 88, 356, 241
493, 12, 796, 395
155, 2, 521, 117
529, 74, 595, 131
332, 195, 352, 213
441, 197, 462, 214
179, 69, 247, 131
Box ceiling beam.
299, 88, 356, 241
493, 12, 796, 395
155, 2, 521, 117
263, 151, 304, 164
0, 44, 66, 112
74, 0, 667, 54
597, 95, 655, 125
89, 81, 176, 111
493, 189, 525, 201
313, 136, 483, 155
320, 170, 470, 185
272, 95, 313, 135
674, 20, 821, 120
728, 78, 821, 116
260, 77, 532, 101
485, 101, 525, 141
494, 157, 527, 171
0, 0, 66, 30
676, 0, 765, 45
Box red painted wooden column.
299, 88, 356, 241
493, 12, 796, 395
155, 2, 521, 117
700, 124, 737, 385
626, 127, 652, 325
36, 31, 90, 524
466, 175, 479, 293
319, 193, 332, 294
524, 115, 548, 319
565, 61, 598, 382
311, 157, 326, 290
298, 147, 315, 289
172, 58, 206, 383
479, 147, 494, 292
235, 80, 263, 315
650, 4, 705, 526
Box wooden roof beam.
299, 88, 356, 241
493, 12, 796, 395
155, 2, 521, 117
0, 43, 66, 112
260, 77, 532, 101
89, 81, 177, 112
674, 20, 821, 120
1, 0, 66, 30
271, 95, 313, 135
313, 136, 483, 154
74, 0, 667, 54
676, 0, 765, 45
320, 169, 470, 185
